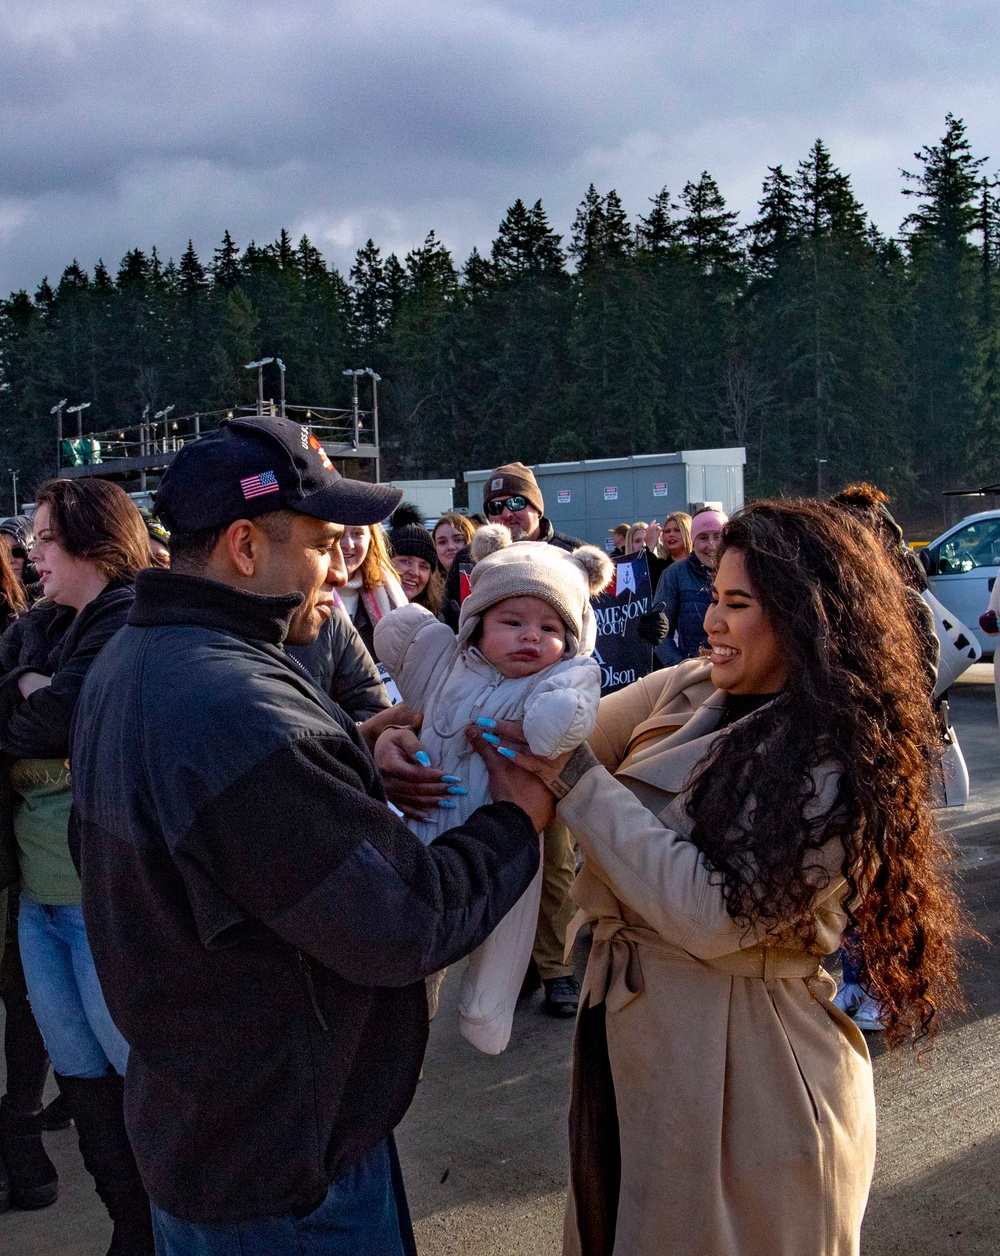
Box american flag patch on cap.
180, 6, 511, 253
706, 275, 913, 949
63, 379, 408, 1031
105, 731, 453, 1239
240, 470, 280, 500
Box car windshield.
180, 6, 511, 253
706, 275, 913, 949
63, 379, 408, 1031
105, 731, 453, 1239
936, 519, 1000, 573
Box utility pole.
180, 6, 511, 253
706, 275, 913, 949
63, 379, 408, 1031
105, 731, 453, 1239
342, 369, 364, 450
50, 399, 67, 470
140, 404, 151, 490
9, 469, 19, 515
816, 458, 828, 497
66, 401, 92, 469
67, 401, 91, 439
276, 358, 287, 419
245, 358, 275, 417
364, 368, 382, 480
154, 406, 175, 453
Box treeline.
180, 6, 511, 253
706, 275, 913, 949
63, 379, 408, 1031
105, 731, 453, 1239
1, 114, 998, 520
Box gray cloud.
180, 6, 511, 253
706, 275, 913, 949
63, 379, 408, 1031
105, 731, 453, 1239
0, 0, 998, 292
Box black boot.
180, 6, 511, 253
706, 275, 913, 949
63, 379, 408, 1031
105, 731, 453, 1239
0, 1095, 58, 1210
56, 1072, 154, 1256
40, 1092, 74, 1131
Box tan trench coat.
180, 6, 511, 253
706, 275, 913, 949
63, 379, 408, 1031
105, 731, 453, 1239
560, 658, 876, 1256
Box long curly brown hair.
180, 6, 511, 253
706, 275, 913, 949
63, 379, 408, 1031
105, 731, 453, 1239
685, 499, 964, 1046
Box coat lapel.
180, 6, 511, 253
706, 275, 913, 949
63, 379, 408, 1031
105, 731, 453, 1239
618, 689, 728, 796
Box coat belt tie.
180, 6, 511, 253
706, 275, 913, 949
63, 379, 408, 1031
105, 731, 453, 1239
576, 913, 824, 1015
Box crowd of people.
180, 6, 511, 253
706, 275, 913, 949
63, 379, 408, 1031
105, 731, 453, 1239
0, 419, 969, 1256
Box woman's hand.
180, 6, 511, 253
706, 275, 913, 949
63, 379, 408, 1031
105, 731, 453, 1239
373, 725, 450, 821
471, 718, 600, 802
17, 672, 51, 699
467, 724, 556, 833
645, 520, 661, 552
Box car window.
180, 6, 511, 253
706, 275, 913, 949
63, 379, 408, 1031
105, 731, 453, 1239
936, 519, 1000, 574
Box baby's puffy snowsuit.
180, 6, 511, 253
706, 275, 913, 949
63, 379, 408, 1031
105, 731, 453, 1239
374, 526, 612, 1053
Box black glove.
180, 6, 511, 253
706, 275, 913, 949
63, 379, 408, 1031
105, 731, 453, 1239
637, 603, 670, 646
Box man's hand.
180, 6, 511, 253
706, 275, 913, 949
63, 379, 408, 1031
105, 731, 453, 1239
359, 703, 421, 753
467, 724, 556, 833
17, 672, 52, 699
373, 725, 450, 821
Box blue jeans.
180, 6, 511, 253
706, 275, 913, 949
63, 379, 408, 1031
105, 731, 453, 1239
17, 895, 129, 1078
151, 1138, 417, 1255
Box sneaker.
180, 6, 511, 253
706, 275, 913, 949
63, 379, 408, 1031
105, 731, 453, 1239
39, 1094, 73, 1132
852, 995, 887, 1033
542, 975, 580, 1018
832, 981, 864, 1016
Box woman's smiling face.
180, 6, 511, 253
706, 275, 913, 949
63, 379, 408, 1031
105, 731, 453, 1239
703, 548, 788, 695
339, 526, 370, 577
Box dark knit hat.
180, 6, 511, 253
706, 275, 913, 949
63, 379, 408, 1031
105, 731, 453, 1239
483, 462, 544, 514
391, 523, 438, 570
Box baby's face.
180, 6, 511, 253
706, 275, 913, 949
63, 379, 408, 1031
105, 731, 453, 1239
478, 596, 567, 679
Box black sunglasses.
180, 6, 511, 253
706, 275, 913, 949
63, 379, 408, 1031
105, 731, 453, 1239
10, 546, 26, 559
485, 495, 528, 516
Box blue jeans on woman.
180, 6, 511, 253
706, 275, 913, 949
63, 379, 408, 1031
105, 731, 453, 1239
17, 895, 129, 1078
151, 1138, 417, 1255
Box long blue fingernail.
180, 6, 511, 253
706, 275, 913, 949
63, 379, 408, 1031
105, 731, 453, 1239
438, 799, 457, 808
442, 775, 462, 784
447, 786, 467, 795
496, 746, 516, 760
414, 750, 431, 767
476, 717, 497, 729
482, 732, 501, 745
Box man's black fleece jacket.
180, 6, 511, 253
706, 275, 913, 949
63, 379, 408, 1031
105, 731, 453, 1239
69, 570, 540, 1226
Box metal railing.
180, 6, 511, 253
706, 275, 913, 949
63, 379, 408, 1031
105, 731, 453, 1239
56, 403, 378, 471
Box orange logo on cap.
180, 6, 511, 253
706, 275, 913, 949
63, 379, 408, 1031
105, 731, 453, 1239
308, 433, 334, 471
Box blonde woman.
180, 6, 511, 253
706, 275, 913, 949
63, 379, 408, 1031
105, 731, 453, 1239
645, 513, 692, 566
337, 523, 407, 660
623, 523, 648, 555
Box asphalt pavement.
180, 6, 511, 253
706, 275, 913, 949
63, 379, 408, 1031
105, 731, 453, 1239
3, 669, 999, 1254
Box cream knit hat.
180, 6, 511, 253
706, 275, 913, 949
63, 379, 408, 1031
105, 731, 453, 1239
457, 525, 613, 658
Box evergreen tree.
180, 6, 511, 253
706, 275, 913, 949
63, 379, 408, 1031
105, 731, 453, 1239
902, 114, 987, 491
212, 231, 242, 290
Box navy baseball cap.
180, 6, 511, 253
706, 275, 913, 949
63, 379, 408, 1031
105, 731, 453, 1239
154, 417, 402, 532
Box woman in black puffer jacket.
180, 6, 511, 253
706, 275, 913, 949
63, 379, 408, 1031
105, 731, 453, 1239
0, 479, 153, 1252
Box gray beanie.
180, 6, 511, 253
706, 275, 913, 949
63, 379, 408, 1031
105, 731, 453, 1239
457, 524, 613, 658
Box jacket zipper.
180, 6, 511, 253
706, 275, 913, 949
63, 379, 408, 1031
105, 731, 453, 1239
298, 951, 330, 1031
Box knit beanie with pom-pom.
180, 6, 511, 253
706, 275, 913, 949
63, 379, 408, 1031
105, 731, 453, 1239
457, 524, 613, 658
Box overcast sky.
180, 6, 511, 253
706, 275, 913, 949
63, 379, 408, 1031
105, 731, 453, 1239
1, 0, 998, 294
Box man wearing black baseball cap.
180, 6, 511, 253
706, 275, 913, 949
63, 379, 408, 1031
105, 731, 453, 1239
69, 418, 551, 1254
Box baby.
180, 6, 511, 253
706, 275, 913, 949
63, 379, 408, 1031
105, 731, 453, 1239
374, 524, 612, 1054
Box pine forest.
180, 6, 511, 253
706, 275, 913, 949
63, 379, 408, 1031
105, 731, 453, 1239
2, 115, 998, 529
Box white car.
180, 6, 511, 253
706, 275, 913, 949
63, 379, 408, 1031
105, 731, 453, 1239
920, 509, 1000, 657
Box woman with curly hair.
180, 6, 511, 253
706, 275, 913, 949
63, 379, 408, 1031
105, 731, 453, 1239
479, 498, 963, 1256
